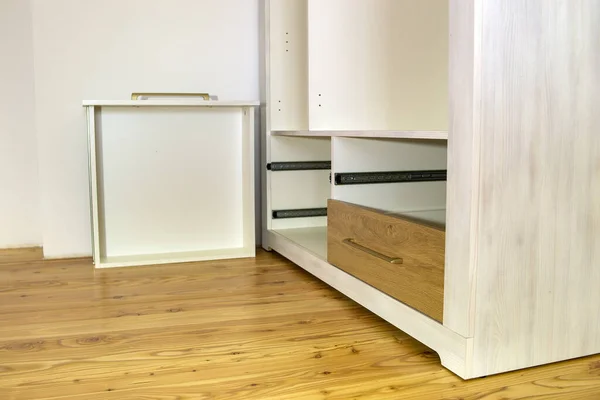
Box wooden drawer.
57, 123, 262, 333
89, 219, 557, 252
327, 199, 445, 322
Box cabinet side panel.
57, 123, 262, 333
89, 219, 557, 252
269, 0, 308, 130
444, 0, 479, 337
261, 0, 271, 246
473, 0, 600, 376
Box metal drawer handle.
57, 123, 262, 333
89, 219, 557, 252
342, 238, 403, 264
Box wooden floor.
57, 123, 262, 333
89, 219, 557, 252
0, 249, 599, 399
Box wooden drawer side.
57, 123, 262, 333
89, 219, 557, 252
327, 199, 445, 322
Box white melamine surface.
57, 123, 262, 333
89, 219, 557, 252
273, 226, 327, 260
92, 106, 254, 264
271, 216, 327, 231
307, 0, 448, 131
270, 171, 330, 210
31, 0, 259, 258
270, 136, 330, 162
272, 130, 448, 140
83, 100, 259, 107
268, 0, 308, 131
334, 184, 446, 216
333, 138, 447, 172
332, 138, 447, 212
268, 136, 331, 230
395, 209, 446, 227
100, 247, 254, 269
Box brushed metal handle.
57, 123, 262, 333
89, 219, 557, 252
342, 238, 403, 264
131, 92, 211, 100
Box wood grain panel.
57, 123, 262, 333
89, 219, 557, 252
1, 248, 599, 398
327, 199, 444, 322
472, 0, 600, 376
444, 0, 480, 338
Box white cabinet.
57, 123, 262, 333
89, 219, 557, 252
262, 0, 600, 379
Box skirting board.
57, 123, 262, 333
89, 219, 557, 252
0, 247, 44, 264
266, 229, 472, 379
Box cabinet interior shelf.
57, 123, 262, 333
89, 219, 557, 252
271, 130, 448, 140
272, 227, 328, 260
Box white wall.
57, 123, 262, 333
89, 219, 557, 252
0, 0, 41, 248
31, 0, 260, 257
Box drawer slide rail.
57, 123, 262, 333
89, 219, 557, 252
334, 170, 447, 185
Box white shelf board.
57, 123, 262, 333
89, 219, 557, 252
272, 130, 448, 140
98, 247, 255, 268
271, 226, 327, 260
83, 100, 259, 107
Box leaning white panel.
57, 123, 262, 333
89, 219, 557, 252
84, 101, 258, 268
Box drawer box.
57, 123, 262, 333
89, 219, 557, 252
327, 199, 445, 322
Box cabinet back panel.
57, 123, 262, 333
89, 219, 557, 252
270, 136, 330, 162
308, 0, 448, 131
332, 138, 447, 213
271, 171, 330, 210
268, 136, 330, 229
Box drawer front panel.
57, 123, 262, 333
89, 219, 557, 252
327, 199, 445, 322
